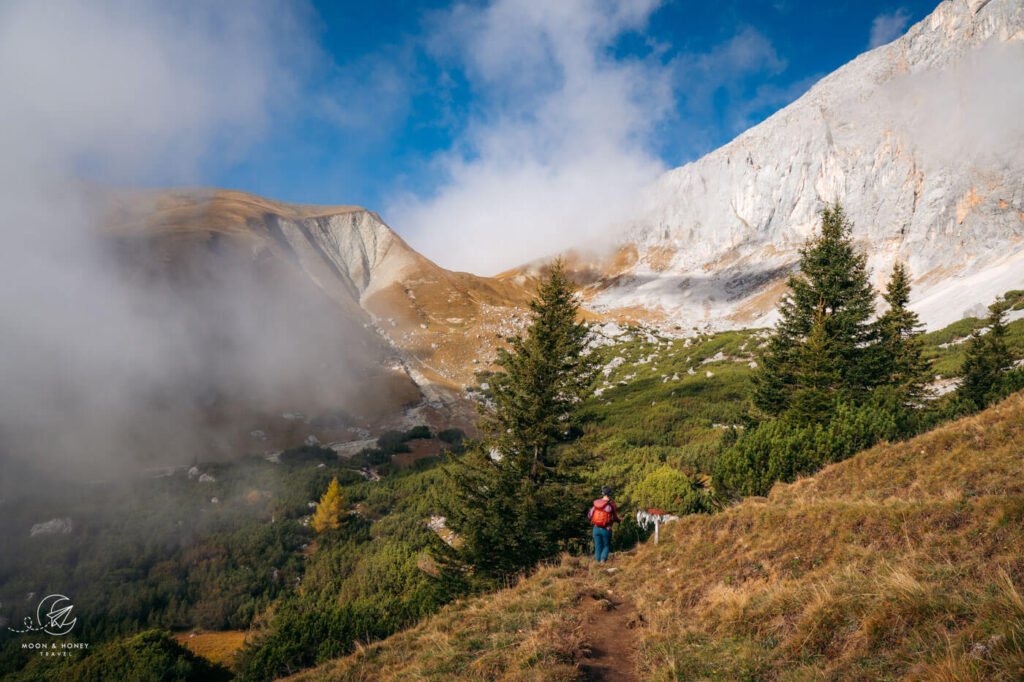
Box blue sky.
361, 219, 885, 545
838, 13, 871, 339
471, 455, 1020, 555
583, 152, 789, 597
215, 0, 937, 208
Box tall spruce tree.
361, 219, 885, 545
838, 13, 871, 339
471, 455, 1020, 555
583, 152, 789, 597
959, 297, 1016, 410
752, 203, 877, 417
483, 259, 597, 482
438, 259, 596, 581
871, 262, 930, 402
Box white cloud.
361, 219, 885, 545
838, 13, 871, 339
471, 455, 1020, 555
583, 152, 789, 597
869, 8, 912, 49
876, 41, 1024, 167
388, 11, 798, 275
687, 26, 787, 78
0, 0, 314, 184
392, 0, 672, 275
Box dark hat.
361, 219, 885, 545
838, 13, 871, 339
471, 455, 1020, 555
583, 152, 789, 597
600, 485, 612, 496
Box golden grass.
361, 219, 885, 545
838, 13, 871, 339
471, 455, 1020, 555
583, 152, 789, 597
603, 391, 1024, 681
284, 391, 1024, 681
101, 186, 364, 237
174, 630, 248, 667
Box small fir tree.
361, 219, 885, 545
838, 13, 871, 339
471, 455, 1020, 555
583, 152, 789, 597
483, 259, 597, 482
959, 297, 1015, 410
437, 447, 544, 579
752, 203, 877, 417
871, 262, 931, 403
311, 477, 346, 533
786, 304, 841, 426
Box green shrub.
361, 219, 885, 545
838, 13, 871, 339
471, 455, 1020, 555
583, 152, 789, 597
405, 425, 432, 440
627, 465, 713, 515
438, 428, 465, 444
352, 448, 393, 467
280, 445, 336, 464
714, 401, 901, 497
377, 431, 412, 454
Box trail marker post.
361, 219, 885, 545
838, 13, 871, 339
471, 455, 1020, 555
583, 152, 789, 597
636, 508, 680, 544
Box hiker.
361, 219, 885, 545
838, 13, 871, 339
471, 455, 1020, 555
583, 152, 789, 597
588, 485, 621, 562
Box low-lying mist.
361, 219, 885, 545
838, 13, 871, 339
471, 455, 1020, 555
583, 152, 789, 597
0, 1, 366, 482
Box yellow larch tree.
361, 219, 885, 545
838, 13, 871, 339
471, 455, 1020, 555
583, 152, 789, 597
311, 477, 346, 533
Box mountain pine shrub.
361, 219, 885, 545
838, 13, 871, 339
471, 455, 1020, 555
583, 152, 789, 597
714, 399, 900, 496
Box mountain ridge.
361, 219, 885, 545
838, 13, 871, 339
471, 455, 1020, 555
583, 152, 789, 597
100, 186, 538, 406
99, 0, 1024, 391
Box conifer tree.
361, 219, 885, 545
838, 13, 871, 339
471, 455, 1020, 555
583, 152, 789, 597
439, 259, 596, 580
311, 477, 346, 533
871, 262, 930, 402
483, 259, 596, 482
437, 446, 546, 579
752, 203, 876, 417
959, 297, 1016, 410
787, 305, 841, 425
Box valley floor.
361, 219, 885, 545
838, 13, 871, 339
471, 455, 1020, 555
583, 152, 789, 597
286, 390, 1024, 681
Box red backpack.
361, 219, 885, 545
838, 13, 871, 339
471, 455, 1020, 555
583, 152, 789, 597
590, 499, 613, 528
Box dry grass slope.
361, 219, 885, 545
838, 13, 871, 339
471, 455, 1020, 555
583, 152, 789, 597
286, 559, 588, 681
286, 391, 1024, 681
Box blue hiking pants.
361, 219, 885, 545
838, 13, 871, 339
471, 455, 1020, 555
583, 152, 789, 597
593, 526, 612, 562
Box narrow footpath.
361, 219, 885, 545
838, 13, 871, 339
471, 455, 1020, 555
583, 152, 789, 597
577, 571, 642, 682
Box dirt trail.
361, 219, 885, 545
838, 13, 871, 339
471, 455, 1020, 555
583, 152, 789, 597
578, 580, 642, 682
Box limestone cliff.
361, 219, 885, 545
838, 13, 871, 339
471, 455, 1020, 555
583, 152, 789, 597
585, 0, 1024, 330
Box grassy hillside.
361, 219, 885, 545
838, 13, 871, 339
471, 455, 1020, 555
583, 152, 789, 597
289, 389, 1024, 681
0, 433, 455, 680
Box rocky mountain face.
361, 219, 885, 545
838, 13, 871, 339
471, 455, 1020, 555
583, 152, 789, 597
572, 0, 1024, 332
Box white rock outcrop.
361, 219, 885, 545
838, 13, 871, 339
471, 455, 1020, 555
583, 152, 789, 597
30, 517, 73, 536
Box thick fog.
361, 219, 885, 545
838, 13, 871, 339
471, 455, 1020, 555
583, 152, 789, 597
0, 1, 364, 480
